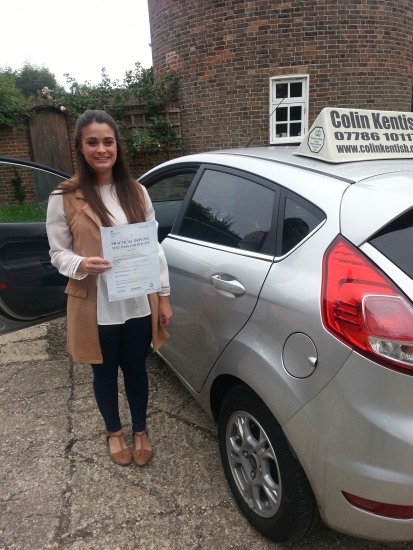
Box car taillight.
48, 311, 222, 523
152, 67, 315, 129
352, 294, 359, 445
322, 236, 413, 373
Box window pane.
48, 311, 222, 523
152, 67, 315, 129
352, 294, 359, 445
32, 171, 66, 213
370, 209, 413, 279
276, 107, 288, 122
290, 82, 303, 97
290, 106, 302, 121
146, 172, 195, 201
270, 77, 308, 143
276, 83, 288, 99
180, 170, 275, 253
276, 124, 288, 137
0, 163, 67, 222
290, 123, 302, 137
282, 197, 324, 255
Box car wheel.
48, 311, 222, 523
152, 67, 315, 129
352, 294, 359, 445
218, 385, 320, 543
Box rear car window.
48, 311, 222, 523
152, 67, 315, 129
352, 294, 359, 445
278, 192, 326, 256
370, 209, 413, 279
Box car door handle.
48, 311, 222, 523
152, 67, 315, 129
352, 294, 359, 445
210, 274, 245, 296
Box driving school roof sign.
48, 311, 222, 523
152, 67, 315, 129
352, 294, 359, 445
295, 107, 413, 163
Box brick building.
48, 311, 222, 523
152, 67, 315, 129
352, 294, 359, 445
148, 0, 413, 153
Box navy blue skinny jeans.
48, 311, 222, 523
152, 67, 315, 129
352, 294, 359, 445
91, 315, 152, 433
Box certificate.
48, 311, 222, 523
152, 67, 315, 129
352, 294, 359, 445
100, 221, 161, 301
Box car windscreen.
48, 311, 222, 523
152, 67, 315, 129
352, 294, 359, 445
369, 209, 413, 279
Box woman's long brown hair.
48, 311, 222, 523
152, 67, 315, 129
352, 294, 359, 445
57, 110, 146, 227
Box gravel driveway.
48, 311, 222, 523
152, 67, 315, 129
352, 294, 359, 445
0, 319, 412, 550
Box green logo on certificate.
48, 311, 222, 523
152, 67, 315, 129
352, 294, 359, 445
308, 126, 325, 153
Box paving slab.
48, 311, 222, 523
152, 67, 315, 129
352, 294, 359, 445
1, 319, 413, 550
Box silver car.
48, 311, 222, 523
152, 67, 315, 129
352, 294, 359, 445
141, 147, 413, 543
2, 148, 413, 543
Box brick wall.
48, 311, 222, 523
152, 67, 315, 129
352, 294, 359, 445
0, 125, 36, 206
0, 125, 31, 161
148, 0, 413, 153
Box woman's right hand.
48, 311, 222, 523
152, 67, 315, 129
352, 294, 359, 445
77, 257, 112, 275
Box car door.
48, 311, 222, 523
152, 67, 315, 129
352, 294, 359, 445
158, 165, 280, 392
0, 159, 69, 333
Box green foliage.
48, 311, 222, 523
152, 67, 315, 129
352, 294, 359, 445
50, 72, 128, 129
0, 73, 29, 127
49, 63, 180, 156
0, 204, 45, 222
0, 61, 180, 155
0, 62, 56, 126
14, 63, 57, 99
127, 67, 179, 115
0, 63, 57, 100
10, 167, 26, 204
131, 116, 180, 153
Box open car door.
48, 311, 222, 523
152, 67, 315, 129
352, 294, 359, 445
0, 159, 70, 334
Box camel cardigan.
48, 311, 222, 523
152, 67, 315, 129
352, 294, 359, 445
48, 186, 168, 363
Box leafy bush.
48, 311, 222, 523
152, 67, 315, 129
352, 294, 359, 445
0, 73, 29, 127
131, 116, 180, 153
49, 63, 180, 157
0, 62, 180, 156
14, 63, 57, 99
127, 67, 179, 115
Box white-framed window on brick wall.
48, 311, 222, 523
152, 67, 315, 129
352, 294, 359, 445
269, 75, 309, 144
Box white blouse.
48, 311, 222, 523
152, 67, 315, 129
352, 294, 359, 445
46, 183, 170, 325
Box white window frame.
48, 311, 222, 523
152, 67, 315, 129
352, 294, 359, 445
269, 75, 309, 144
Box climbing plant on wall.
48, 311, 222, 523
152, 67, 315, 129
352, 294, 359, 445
49, 63, 180, 157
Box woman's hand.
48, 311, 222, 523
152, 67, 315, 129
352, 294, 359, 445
78, 257, 112, 275
158, 296, 172, 327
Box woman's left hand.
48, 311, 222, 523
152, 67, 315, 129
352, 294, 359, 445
158, 296, 172, 328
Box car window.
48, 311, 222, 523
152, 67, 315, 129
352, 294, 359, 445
145, 171, 195, 202
179, 169, 276, 254
370, 209, 413, 279
0, 163, 67, 222
281, 195, 325, 255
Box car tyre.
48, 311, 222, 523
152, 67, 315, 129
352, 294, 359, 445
218, 385, 320, 543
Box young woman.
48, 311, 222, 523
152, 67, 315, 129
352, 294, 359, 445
46, 109, 172, 466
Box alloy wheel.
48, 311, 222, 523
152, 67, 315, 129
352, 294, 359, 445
226, 410, 282, 518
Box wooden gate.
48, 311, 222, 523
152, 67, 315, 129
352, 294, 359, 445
28, 107, 73, 207
29, 108, 73, 174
